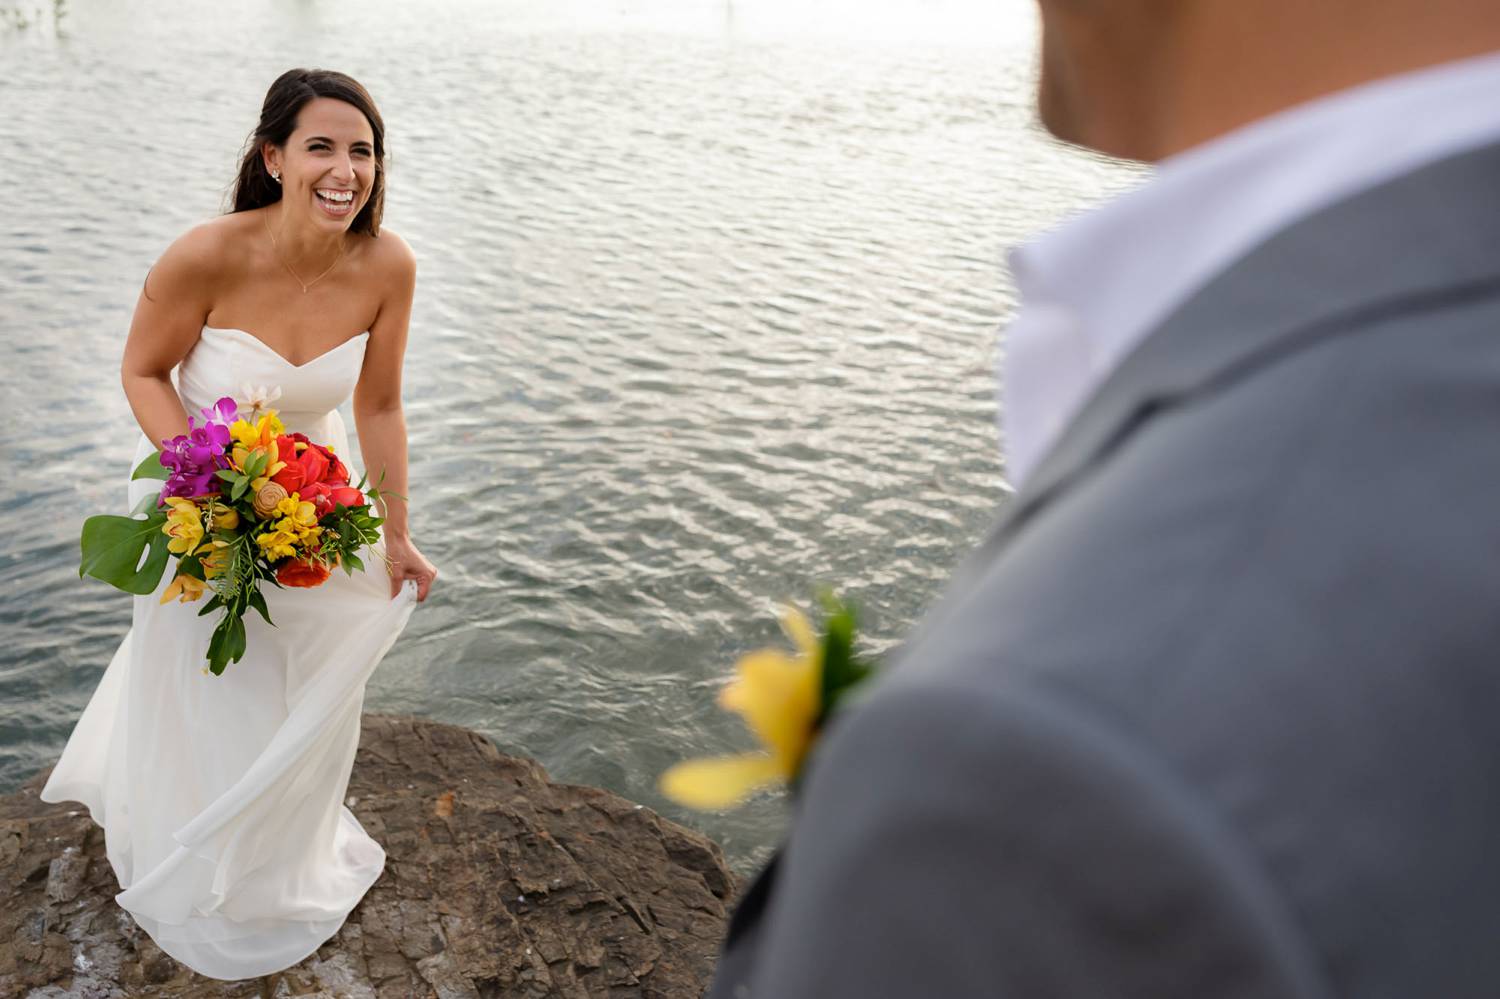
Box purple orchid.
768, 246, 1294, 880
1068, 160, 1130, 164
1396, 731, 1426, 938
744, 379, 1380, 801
158, 397, 239, 501
200, 396, 240, 429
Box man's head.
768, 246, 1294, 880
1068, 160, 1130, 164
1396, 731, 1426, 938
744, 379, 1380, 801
1034, 0, 1500, 162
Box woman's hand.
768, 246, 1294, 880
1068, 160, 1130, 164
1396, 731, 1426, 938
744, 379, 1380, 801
385, 534, 438, 602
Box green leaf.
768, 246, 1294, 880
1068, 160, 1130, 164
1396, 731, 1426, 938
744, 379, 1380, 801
131, 452, 170, 481
245, 450, 268, 479
232, 477, 250, 502
227, 614, 247, 662
342, 551, 364, 575
815, 594, 873, 727
79, 511, 172, 595
197, 594, 224, 617
207, 618, 230, 675
215, 469, 240, 483
205, 612, 248, 677
248, 588, 274, 626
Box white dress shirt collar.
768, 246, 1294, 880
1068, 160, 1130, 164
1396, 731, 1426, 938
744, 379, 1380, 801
1003, 49, 1500, 490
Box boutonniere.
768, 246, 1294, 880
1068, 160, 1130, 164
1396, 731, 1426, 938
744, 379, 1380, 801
660, 592, 874, 810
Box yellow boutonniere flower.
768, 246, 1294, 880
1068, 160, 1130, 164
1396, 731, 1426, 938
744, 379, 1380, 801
661, 595, 873, 810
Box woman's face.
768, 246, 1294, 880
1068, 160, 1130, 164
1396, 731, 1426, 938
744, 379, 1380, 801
264, 97, 377, 233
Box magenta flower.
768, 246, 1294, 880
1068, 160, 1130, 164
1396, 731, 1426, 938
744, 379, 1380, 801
200, 396, 240, 428
158, 397, 239, 501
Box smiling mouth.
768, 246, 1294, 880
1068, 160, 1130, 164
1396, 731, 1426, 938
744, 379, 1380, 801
314, 188, 356, 216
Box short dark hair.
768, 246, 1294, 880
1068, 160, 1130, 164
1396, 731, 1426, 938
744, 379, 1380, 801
231, 68, 387, 236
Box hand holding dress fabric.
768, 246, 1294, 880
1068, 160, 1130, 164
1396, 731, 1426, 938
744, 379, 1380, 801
384, 533, 437, 602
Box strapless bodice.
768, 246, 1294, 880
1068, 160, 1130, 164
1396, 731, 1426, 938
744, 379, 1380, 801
128, 327, 370, 510
177, 327, 369, 432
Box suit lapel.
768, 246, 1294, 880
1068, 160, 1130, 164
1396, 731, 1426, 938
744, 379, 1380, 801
724, 854, 779, 947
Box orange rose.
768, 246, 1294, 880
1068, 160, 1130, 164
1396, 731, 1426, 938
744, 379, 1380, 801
275, 558, 332, 588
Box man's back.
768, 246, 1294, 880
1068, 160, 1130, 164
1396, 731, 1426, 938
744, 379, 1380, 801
711, 138, 1500, 998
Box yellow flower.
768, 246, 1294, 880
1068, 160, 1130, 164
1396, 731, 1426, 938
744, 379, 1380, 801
659, 607, 822, 810
160, 572, 206, 604
162, 497, 205, 555
208, 501, 239, 531
230, 441, 286, 490
228, 411, 285, 450
252, 456, 287, 491
197, 539, 231, 578
275, 494, 319, 528
254, 495, 321, 560
229, 423, 257, 450
255, 527, 299, 561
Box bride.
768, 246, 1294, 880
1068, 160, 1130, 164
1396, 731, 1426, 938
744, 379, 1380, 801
41, 68, 438, 981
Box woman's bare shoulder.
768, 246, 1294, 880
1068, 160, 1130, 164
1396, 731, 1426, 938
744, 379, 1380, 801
365, 227, 417, 279
153, 211, 261, 283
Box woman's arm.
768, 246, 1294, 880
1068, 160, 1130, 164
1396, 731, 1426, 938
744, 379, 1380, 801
353, 233, 438, 601
121, 225, 222, 446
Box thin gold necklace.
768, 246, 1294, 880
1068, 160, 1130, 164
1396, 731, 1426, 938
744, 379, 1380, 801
264, 213, 345, 294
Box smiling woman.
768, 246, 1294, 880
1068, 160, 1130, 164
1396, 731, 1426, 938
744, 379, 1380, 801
38, 67, 438, 983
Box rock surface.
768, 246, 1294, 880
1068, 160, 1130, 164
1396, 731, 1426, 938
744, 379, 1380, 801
0, 714, 736, 998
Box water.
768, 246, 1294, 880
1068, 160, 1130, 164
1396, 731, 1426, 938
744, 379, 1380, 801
0, 0, 1141, 873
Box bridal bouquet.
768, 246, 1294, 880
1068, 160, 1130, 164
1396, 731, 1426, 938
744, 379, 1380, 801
80, 396, 387, 676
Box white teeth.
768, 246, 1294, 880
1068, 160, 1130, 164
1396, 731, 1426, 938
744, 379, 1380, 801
316, 189, 354, 203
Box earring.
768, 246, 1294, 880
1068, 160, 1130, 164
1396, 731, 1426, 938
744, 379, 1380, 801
271, 169, 281, 183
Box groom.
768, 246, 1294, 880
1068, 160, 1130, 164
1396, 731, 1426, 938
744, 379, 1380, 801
711, 2, 1500, 996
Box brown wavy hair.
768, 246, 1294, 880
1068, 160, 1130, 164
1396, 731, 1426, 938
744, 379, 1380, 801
231, 69, 387, 236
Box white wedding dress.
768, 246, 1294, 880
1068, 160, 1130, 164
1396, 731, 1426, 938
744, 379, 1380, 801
42, 326, 417, 981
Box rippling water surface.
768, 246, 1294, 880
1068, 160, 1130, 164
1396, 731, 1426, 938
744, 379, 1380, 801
0, 0, 1140, 872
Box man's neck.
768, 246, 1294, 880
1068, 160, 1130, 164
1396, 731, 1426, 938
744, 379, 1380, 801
1146, 4, 1500, 161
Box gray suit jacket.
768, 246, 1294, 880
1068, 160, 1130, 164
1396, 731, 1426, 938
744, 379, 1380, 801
709, 139, 1500, 998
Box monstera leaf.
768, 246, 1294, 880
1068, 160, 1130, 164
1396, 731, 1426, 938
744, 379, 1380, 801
80, 496, 172, 595
131, 451, 170, 481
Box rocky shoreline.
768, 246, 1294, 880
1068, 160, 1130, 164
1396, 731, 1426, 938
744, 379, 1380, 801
0, 714, 736, 998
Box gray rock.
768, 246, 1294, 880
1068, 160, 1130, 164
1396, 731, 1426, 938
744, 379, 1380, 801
0, 714, 737, 997
44, 848, 87, 904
